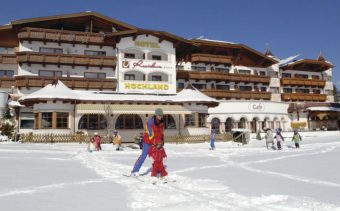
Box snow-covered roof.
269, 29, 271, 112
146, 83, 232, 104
278, 54, 301, 67
306, 107, 340, 112
19, 80, 80, 101
8, 100, 24, 107
19, 80, 218, 105
195, 38, 237, 45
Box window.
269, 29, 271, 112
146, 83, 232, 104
0, 47, 14, 54
40, 47, 63, 54
282, 73, 291, 78
115, 114, 143, 129
176, 65, 184, 70
216, 85, 230, 90
163, 115, 176, 129
84, 72, 106, 79
39, 70, 62, 77
313, 89, 321, 94
260, 87, 267, 92
151, 75, 162, 81
238, 69, 251, 75
283, 88, 293, 93
124, 53, 135, 59
259, 71, 266, 76
20, 112, 35, 129
41, 112, 53, 129
56, 112, 68, 129
78, 114, 107, 130
215, 67, 230, 73
84, 50, 106, 56
177, 82, 184, 89
192, 66, 206, 71
296, 88, 309, 94
185, 114, 195, 127
0, 70, 14, 78
270, 87, 279, 94
124, 74, 135, 80
311, 75, 320, 79
192, 84, 207, 89
239, 86, 252, 91
151, 55, 162, 60
295, 74, 308, 79
198, 113, 206, 127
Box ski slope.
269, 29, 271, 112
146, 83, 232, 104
1, 135, 340, 211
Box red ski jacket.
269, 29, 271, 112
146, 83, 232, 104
144, 116, 164, 145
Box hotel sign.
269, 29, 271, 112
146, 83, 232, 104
248, 103, 265, 112
122, 60, 172, 70
125, 83, 169, 90
134, 41, 160, 48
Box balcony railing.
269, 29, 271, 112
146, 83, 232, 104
18, 27, 105, 45
15, 76, 117, 90
200, 89, 271, 100
0, 54, 17, 64
191, 53, 232, 64
281, 93, 327, 102
16, 52, 116, 68
177, 70, 270, 84
281, 78, 326, 87
0, 78, 16, 88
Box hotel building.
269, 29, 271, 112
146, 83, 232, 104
0, 12, 338, 139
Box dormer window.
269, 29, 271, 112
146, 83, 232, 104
151, 55, 162, 61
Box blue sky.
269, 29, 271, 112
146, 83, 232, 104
1, 0, 339, 87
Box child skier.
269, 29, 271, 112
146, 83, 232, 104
274, 128, 284, 150
210, 129, 216, 150
264, 128, 274, 150
148, 143, 167, 178
292, 129, 302, 149
113, 130, 122, 151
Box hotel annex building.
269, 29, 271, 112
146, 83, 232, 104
0, 12, 339, 139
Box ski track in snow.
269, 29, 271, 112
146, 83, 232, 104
67, 140, 340, 211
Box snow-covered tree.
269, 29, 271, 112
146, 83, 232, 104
0, 107, 17, 141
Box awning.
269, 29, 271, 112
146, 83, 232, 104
306, 107, 340, 112
76, 104, 191, 114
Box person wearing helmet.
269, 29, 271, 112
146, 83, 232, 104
292, 129, 302, 149
113, 130, 122, 151
131, 108, 164, 176
93, 132, 102, 151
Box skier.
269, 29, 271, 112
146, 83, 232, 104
148, 142, 167, 178
210, 129, 216, 150
264, 128, 274, 150
274, 128, 284, 150
131, 108, 164, 176
93, 132, 102, 151
291, 129, 302, 149
113, 130, 122, 151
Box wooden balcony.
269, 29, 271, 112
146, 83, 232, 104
201, 89, 271, 100
16, 52, 116, 68
0, 54, 17, 64
0, 78, 16, 88
191, 53, 232, 64
15, 76, 117, 90
18, 27, 105, 45
177, 70, 270, 84
281, 93, 327, 102
281, 78, 326, 87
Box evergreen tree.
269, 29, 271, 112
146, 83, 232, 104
0, 106, 17, 140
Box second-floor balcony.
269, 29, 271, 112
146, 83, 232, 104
281, 93, 327, 102
0, 54, 17, 64
15, 76, 117, 90
281, 78, 326, 87
0, 78, 16, 88
177, 70, 270, 84
18, 27, 105, 45
16, 52, 116, 68
191, 53, 232, 64
200, 89, 271, 100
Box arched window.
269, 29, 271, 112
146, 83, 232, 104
115, 114, 143, 129
238, 118, 246, 129
211, 118, 220, 133
163, 114, 176, 129
225, 118, 234, 132
78, 114, 107, 130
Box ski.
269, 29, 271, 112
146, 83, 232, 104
122, 173, 144, 182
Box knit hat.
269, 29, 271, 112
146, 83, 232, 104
155, 108, 163, 116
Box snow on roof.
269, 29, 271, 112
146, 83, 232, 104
19, 81, 217, 105
8, 100, 24, 107
306, 107, 340, 112
195, 38, 237, 45
20, 80, 81, 101
278, 54, 301, 67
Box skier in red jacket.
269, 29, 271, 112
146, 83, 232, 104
149, 143, 167, 177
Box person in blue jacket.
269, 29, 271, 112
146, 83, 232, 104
210, 129, 216, 150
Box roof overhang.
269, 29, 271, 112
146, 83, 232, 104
281, 59, 333, 72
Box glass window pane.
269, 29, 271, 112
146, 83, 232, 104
41, 112, 53, 129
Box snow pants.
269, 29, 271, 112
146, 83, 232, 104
277, 141, 282, 150
295, 143, 300, 149
210, 139, 215, 150
132, 143, 150, 173
151, 161, 167, 177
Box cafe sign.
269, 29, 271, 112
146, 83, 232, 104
248, 103, 265, 112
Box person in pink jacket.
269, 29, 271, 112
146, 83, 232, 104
93, 132, 102, 151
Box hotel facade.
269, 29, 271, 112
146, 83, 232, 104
0, 12, 339, 140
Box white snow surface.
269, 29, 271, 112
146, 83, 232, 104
1, 135, 340, 211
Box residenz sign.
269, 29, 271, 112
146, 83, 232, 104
248, 103, 265, 112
